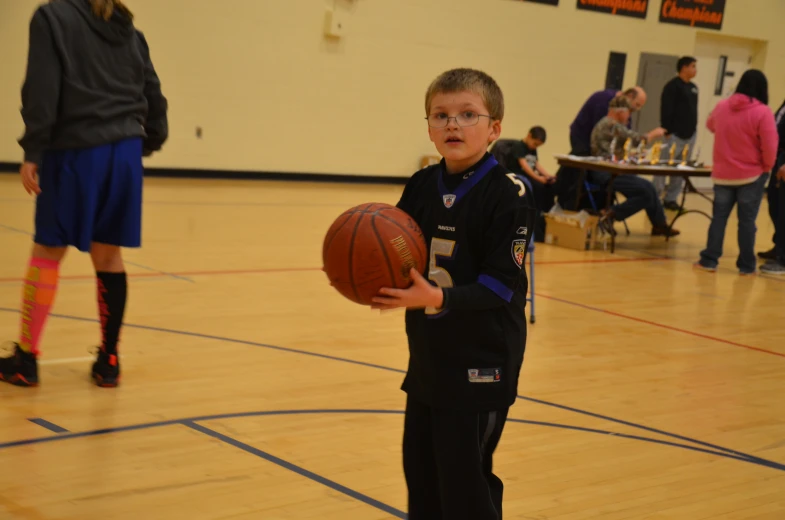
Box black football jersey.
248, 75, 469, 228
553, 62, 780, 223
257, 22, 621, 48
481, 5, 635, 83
396, 153, 536, 411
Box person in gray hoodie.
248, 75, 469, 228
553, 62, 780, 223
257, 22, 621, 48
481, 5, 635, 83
1, 0, 168, 388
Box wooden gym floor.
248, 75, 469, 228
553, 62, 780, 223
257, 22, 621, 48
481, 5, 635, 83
0, 174, 784, 519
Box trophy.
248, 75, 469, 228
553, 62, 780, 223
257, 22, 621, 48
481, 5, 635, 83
622, 138, 631, 162
650, 142, 662, 165
680, 144, 690, 166
668, 143, 676, 165
636, 139, 646, 164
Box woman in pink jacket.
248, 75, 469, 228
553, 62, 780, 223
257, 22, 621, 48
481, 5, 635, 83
696, 69, 779, 275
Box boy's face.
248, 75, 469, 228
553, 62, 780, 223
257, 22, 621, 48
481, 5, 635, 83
524, 135, 544, 150
427, 91, 501, 173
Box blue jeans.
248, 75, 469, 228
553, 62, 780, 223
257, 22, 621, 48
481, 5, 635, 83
700, 174, 769, 273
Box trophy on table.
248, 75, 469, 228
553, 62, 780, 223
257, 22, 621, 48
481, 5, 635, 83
622, 138, 632, 163
636, 139, 646, 164
680, 144, 690, 166
650, 142, 662, 165
668, 143, 676, 166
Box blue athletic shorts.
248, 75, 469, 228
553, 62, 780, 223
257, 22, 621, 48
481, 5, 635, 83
34, 138, 143, 253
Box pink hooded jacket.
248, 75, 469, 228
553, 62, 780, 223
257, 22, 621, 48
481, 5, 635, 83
707, 93, 778, 184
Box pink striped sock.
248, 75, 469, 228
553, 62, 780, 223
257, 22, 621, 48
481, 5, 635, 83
19, 257, 60, 357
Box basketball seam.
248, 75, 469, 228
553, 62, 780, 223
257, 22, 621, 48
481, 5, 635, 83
370, 216, 396, 293
323, 213, 352, 257
347, 211, 368, 303
374, 212, 427, 272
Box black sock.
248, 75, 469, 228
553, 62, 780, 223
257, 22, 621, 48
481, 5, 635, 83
96, 272, 127, 356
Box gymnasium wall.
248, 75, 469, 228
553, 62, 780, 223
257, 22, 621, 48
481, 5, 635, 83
1, 0, 784, 178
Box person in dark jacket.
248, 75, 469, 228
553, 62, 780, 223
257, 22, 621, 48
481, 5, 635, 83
657, 57, 699, 210
760, 99, 785, 275
568, 86, 647, 155
1, 0, 168, 388
759, 99, 785, 260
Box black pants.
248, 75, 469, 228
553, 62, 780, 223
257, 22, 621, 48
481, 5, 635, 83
769, 156, 785, 261
403, 397, 509, 520
589, 171, 667, 226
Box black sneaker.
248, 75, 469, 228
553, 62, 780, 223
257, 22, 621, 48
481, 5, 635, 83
91, 350, 120, 388
0, 343, 39, 387
758, 248, 777, 260
760, 261, 785, 276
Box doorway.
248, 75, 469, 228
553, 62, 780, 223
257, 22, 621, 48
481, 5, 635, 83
633, 53, 678, 136
691, 32, 767, 188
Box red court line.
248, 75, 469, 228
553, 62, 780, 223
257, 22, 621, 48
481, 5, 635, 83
0, 256, 666, 283
537, 293, 785, 359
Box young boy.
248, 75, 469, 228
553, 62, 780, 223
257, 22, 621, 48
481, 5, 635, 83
372, 68, 535, 519
498, 126, 555, 241
0, 0, 168, 388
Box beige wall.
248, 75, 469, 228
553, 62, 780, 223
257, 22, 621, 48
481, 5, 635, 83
1, 0, 784, 177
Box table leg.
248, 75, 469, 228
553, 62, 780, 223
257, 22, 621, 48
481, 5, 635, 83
606, 174, 617, 253
666, 177, 713, 240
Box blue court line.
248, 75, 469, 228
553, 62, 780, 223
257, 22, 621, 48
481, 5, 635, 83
0, 307, 782, 470
0, 223, 34, 236
27, 418, 69, 433
1, 410, 783, 474
123, 261, 195, 283
0, 199, 354, 209
182, 421, 407, 518
0, 223, 194, 283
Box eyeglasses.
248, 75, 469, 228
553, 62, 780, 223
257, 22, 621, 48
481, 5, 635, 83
425, 111, 492, 128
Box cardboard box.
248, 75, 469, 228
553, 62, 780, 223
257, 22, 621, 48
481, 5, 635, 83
543, 211, 600, 251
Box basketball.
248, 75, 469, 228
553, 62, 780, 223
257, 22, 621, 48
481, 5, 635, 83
322, 203, 428, 306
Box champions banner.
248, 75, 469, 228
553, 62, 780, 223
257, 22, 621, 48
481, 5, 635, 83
659, 0, 725, 30
576, 0, 649, 20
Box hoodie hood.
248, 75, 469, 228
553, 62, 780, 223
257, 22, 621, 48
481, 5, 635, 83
65, 0, 134, 45
728, 92, 762, 112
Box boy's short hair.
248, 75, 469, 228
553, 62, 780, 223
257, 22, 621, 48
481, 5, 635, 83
678, 56, 696, 72
609, 96, 632, 111
425, 68, 504, 122
528, 126, 546, 142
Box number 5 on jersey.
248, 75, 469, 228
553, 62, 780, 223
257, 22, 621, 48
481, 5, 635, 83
426, 237, 456, 315
506, 173, 527, 196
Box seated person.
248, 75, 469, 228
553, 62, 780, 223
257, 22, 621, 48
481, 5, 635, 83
557, 87, 646, 209
490, 127, 554, 241
589, 97, 679, 237
508, 126, 554, 241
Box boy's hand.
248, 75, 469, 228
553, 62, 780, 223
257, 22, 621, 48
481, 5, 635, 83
372, 268, 443, 311
20, 162, 40, 195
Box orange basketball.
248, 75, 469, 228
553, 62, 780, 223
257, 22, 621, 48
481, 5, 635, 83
322, 203, 428, 306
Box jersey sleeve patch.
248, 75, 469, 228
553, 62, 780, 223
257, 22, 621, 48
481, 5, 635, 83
511, 239, 527, 268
